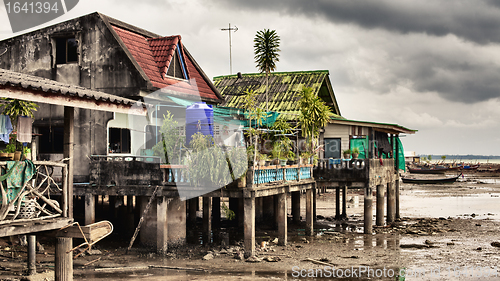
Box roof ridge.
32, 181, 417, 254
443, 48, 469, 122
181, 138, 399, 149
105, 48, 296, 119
213, 70, 329, 80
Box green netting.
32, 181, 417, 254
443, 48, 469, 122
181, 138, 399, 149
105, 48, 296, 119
350, 137, 369, 159
391, 136, 406, 172
212, 106, 279, 128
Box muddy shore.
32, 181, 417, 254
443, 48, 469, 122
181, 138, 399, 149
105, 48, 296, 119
1, 170, 500, 280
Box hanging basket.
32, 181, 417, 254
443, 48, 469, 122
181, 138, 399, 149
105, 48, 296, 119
18, 198, 37, 219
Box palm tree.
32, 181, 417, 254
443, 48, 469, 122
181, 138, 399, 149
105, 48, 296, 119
254, 29, 280, 112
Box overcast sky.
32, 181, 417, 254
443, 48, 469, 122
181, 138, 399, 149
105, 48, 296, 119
2, 0, 500, 156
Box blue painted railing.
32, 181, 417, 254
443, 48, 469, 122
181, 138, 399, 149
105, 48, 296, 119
253, 165, 312, 185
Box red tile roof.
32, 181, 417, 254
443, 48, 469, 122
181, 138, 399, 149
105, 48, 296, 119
111, 25, 220, 101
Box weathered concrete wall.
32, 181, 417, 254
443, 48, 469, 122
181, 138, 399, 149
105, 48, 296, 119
89, 159, 163, 187
139, 196, 186, 248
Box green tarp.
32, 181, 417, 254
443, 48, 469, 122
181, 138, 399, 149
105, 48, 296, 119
350, 136, 406, 171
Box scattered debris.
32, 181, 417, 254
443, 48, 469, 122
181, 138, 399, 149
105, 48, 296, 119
491, 242, 500, 248
202, 253, 214, 260
245, 256, 262, 263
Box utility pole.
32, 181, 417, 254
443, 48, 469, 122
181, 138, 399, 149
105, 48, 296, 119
221, 23, 238, 75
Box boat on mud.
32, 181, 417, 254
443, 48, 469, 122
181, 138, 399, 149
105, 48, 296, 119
401, 173, 462, 184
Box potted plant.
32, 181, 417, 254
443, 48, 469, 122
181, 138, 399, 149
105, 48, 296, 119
300, 151, 313, 164
352, 147, 360, 159
343, 149, 351, 159
4, 140, 16, 160
257, 153, 268, 166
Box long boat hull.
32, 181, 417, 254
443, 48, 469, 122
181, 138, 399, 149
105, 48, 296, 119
408, 168, 447, 174
401, 174, 461, 184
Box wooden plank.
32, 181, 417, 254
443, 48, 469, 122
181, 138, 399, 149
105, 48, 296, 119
55, 221, 113, 241
0, 218, 73, 237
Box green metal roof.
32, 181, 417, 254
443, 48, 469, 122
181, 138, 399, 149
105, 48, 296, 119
213, 70, 341, 120
330, 117, 417, 135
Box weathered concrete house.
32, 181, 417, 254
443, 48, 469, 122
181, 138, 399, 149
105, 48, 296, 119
0, 12, 223, 182
0, 12, 224, 249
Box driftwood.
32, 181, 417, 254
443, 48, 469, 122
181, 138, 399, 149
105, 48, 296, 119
126, 185, 160, 253
149, 265, 206, 271
304, 258, 336, 267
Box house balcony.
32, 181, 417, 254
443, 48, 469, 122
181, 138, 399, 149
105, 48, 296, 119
314, 158, 396, 187
0, 160, 73, 237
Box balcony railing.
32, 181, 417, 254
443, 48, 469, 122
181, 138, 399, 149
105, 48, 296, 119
314, 158, 395, 182
251, 165, 313, 185
0, 160, 68, 225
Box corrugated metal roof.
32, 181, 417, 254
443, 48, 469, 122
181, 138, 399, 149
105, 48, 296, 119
213, 70, 341, 120
330, 117, 417, 134
0, 68, 147, 115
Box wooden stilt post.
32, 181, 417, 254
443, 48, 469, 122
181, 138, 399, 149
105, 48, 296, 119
212, 197, 221, 230
376, 184, 384, 226
55, 237, 73, 281
277, 193, 287, 245
189, 198, 197, 226
84, 194, 95, 225
395, 180, 400, 219
202, 197, 212, 244
387, 182, 395, 224
306, 189, 313, 236
313, 184, 317, 223
243, 195, 255, 257
342, 184, 347, 219
335, 186, 341, 219
156, 196, 169, 254
291, 191, 300, 223
364, 185, 373, 234
27, 235, 36, 276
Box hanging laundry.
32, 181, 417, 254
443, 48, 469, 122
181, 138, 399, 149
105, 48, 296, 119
0, 115, 13, 143
17, 116, 33, 143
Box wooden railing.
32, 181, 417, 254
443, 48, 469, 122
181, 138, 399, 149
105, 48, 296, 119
0, 160, 68, 225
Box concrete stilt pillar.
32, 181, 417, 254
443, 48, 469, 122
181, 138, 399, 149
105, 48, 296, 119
306, 189, 313, 236
212, 197, 221, 229
364, 186, 373, 234
27, 235, 36, 275
55, 237, 73, 281
126, 196, 135, 233
342, 185, 348, 219
189, 198, 197, 225
244, 195, 256, 257
395, 179, 400, 219
156, 196, 169, 254
84, 194, 95, 225
277, 193, 287, 245
376, 184, 385, 226
387, 182, 395, 224
291, 191, 301, 223
335, 186, 341, 219
203, 197, 212, 244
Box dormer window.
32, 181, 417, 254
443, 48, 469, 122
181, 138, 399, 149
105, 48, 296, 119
56, 37, 78, 64
166, 43, 188, 80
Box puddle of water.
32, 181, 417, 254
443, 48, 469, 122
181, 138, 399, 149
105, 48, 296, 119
400, 193, 500, 220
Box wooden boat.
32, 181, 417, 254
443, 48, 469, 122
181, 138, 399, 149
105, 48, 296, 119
401, 173, 462, 184
408, 167, 448, 174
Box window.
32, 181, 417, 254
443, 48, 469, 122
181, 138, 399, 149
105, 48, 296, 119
56, 37, 78, 64
109, 128, 131, 153
39, 127, 64, 153
324, 138, 341, 159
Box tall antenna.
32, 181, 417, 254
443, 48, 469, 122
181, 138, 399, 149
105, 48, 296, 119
221, 23, 238, 75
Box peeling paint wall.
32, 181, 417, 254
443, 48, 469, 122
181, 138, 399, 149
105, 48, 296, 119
0, 13, 149, 182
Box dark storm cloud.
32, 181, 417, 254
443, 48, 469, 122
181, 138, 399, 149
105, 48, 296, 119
211, 0, 500, 45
